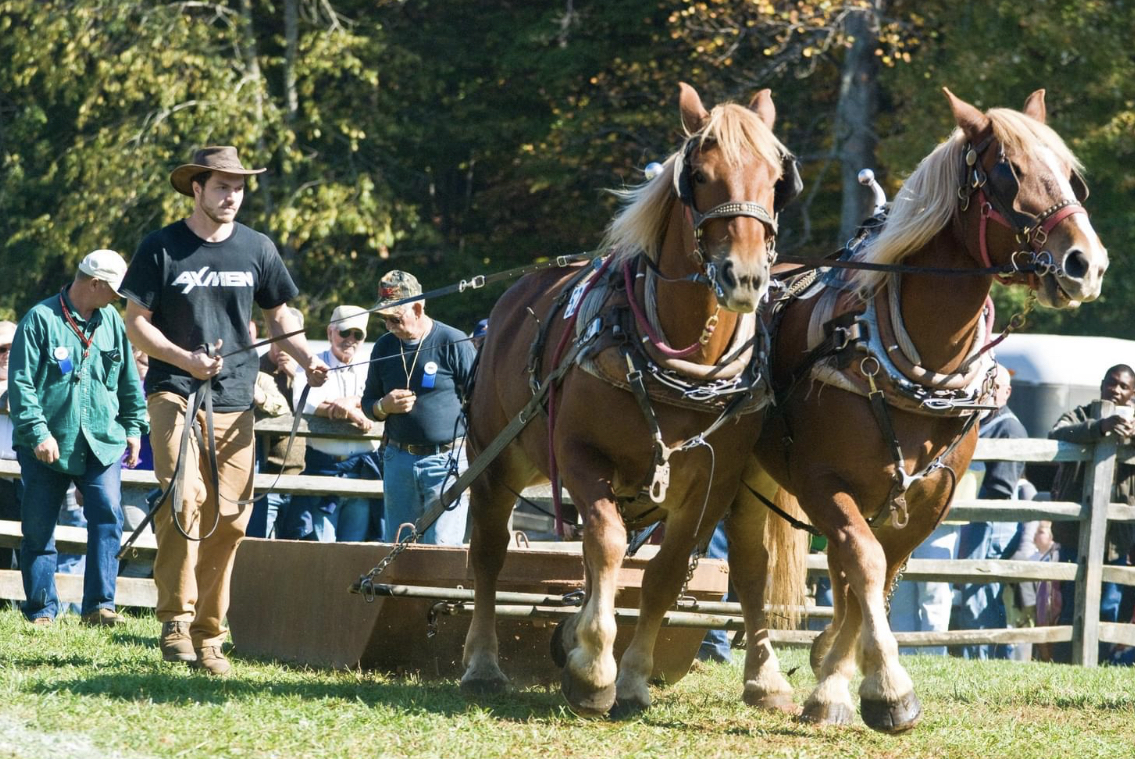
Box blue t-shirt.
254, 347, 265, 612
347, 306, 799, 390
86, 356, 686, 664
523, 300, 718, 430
120, 220, 298, 411
362, 320, 475, 446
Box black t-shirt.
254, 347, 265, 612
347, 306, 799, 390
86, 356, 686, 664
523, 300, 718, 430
120, 220, 298, 411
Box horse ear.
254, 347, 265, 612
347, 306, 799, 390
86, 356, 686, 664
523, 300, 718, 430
678, 82, 710, 134
1023, 89, 1047, 124
942, 87, 990, 140
748, 88, 776, 129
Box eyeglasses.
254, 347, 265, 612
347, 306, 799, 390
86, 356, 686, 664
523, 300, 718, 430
0, 344, 10, 355
337, 329, 365, 341
382, 314, 404, 327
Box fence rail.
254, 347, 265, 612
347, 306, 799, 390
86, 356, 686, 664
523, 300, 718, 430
0, 418, 1133, 664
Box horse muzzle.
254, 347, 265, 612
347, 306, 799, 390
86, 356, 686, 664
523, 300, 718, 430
714, 254, 771, 313
1037, 244, 1108, 308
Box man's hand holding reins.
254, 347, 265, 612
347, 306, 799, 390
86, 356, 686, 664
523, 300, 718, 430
186, 339, 224, 381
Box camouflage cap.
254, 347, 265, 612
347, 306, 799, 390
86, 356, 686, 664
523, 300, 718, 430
376, 270, 422, 316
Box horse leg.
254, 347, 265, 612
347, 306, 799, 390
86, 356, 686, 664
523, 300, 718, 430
611, 499, 712, 718
810, 551, 849, 677
831, 517, 920, 733
460, 471, 521, 695
724, 464, 798, 712
799, 544, 860, 726
556, 456, 626, 717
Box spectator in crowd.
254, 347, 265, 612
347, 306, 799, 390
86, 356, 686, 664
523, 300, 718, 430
247, 307, 307, 539
1048, 363, 1135, 662
1032, 520, 1062, 662
280, 305, 381, 542
1, 320, 21, 571
955, 365, 1029, 659
121, 145, 327, 675
7, 250, 147, 627
362, 271, 475, 545
471, 319, 488, 351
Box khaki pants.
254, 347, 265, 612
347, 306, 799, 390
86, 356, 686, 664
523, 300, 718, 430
149, 391, 255, 648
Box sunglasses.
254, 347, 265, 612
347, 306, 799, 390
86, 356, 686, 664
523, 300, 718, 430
0, 344, 10, 356
337, 329, 365, 341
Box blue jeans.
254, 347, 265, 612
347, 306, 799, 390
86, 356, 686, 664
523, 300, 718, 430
17, 442, 123, 620
955, 521, 1019, 659
280, 448, 382, 542
247, 492, 288, 539
382, 445, 467, 545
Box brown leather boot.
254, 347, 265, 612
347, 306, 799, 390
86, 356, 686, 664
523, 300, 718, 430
160, 621, 196, 663
192, 646, 232, 677
82, 608, 125, 627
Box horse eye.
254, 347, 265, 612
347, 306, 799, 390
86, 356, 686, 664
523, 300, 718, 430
692, 169, 708, 184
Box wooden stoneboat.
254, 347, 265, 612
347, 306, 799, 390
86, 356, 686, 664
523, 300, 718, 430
228, 538, 728, 685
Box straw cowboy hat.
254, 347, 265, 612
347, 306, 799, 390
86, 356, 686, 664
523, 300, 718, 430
169, 146, 266, 197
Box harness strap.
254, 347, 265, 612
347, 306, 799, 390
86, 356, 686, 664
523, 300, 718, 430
742, 480, 821, 537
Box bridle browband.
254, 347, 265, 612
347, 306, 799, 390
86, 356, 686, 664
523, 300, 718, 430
958, 133, 1089, 284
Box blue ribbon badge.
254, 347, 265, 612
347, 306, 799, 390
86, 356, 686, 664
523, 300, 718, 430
54, 346, 73, 375
421, 360, 438, 389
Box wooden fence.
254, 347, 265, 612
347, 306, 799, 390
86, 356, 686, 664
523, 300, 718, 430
1, 414, 1133, 666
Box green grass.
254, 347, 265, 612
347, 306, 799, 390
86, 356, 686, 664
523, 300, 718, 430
1, 607, 1132, 759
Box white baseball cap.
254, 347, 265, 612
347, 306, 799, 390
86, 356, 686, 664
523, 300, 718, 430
78, 249, 128, 295
331, 305, 370, 338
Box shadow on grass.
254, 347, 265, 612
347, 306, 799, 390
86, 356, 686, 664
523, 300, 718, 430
26, 663, 574, 722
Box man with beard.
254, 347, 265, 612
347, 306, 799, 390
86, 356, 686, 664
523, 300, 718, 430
121, 146, 328, 676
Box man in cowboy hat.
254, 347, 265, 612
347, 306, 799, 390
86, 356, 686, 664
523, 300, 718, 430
7, 250, 148, 627
361, 270, 476, 545
120, 145, 329, 676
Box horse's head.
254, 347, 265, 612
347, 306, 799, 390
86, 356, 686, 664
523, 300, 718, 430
946, 88, 1107, 308
671, 83, 800, 313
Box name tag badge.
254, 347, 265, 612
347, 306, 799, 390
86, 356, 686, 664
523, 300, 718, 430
54, 346, 73, 374
421, 361, 438, 389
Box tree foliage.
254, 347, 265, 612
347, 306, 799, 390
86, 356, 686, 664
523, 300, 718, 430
0, 0, 1131, 339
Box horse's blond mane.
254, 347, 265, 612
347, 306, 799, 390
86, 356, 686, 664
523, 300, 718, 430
601, 101, 787, 265
842, 106, 1084, 296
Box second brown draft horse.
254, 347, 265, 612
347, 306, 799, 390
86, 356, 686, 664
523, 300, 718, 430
739, 88, 1107, 733
459, 83, 799, 716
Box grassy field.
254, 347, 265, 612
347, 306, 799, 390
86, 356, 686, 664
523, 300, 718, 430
0, 607, 1132, 759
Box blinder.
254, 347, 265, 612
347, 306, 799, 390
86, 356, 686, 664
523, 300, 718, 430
775, 153, 803, 212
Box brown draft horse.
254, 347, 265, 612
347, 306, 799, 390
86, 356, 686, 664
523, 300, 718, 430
737, 88, 1108, 732
459, 83, 798, 716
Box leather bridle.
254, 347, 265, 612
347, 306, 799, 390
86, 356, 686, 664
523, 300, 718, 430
958, 133, 1089, 285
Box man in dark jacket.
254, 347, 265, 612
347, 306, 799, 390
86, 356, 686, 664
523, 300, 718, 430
1048, 363, 1135, 661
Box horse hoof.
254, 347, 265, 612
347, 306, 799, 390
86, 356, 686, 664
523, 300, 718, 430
743, 690, 800, 715
798, 700, 856, 727
608, 697, 649, 721
550, 619, 569, 668
459, 673, 512, 697
561, 667, 616, 718
861, 691, 922, 734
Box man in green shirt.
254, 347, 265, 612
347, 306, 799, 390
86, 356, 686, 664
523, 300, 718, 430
8, 249, 148, 626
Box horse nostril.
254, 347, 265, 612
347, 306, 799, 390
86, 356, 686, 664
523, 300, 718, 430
720, 260, 738, 288
1063, 249, 1089, 279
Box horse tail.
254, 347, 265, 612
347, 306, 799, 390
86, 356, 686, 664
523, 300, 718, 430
764, 487, 810, 630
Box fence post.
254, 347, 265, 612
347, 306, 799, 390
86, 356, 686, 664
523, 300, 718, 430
1071, 401, 1117, 666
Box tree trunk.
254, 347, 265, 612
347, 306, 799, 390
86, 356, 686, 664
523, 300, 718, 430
835, 2, 881, 243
